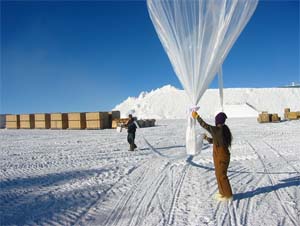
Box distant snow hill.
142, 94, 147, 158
113, 85, 300, 119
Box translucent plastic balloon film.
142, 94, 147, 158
147, 0, 258, 155
147, 0, 258, 105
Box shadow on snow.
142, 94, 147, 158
0, 168, 114, 225
187, 156, 300, 201
234, 176, 300, 200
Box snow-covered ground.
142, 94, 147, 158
1, 118, 299, 226
114, 85, 300, 119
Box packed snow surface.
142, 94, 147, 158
1, 118, 299, 226
114, 85, 300, 119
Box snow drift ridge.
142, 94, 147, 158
114, 85, 300, 119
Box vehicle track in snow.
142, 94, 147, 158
247, 141, 299, 226
182, 161, 218, 226
231, 150, 270, 226
169, 155, 265, 226
126, 162, 170, 226
1, 120, 299, 226
212, 137, 300, 226
166, 162, 190, 226
212, 143, 276, 226
74, 159, 154, 226
0, 159, 149, 226
102, 160, 168, 226
235, 173, 265, 226
262, 140, 300, 174
215, 164, 264, 226
0, 140, 152, 226
75, 157, 173, 226
262, 140, 300, 225
76, 156, 193, 226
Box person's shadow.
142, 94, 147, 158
233, 176, 300, 200
186, 156, 300, 200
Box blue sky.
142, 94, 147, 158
1, 0, 299, 114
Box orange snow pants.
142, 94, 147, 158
213, 145, 233, 197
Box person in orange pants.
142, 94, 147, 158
192, 111, 233, 201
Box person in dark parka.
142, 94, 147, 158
125, 114, 137, 151
192, 111, 233, 201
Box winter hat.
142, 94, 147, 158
215, 112, 227, 125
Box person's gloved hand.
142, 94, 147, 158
192, 111, 199, 119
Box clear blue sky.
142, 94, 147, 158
1, 0, 299, 114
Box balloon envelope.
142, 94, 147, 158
147, 0, 258, 155
147, 0, 258, 105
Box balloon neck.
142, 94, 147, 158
187, 106, 200, 121
189, 106, 200, 113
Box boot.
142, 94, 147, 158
128, 145, 134, 151
216, 195, 233, 202
214, 192, 223, 200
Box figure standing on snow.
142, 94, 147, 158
192, 111, 233, 201
125, 114, 137, 151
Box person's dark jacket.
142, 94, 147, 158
126, 119, 137, 134
196, 116, 227, 148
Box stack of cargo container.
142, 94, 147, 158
284, 108, 300, 120
108, 111, 121, 129
50, 113, 68, 129
86, 112, 109, 129
257, 112, 280, 123
112, 118, 156, 128
35, 114, 50, 129
20, 114, 35, 129
6, 115, 20, 129
2, 111, 126, 130
68, 113, 86, 129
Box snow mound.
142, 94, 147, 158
113, 85, 300, 119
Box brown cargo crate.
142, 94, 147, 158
6, 121, 20, 129
86, 120, 107, 129
258, 113, 271, 123
51, 120, 68, 129
20, 114, 34, 122
35, 121, 50, 129
6, 115, 20, 122
287, 112, 298, 120
20, 120, 34, 129
35, 113, 50, 121
271, 114, 280, 122
68, 113, 86, 121
111, 118, 129, 129
86, 112, 109, 121
51, 113, 68, 121
120, 118, 130, 123
112, 119, 118, 129
257, 117, 267, 123
108, 111, 121, 128
68, 120, 86, 129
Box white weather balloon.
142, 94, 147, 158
147, 0, 258, 155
